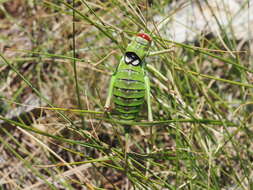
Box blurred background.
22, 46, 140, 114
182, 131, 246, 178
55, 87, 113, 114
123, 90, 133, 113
0, 0, 252, 189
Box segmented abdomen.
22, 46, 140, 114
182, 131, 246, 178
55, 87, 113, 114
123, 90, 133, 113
113, 69, 145, 120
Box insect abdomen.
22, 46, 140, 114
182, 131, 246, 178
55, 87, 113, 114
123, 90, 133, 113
113, 69, 145, 120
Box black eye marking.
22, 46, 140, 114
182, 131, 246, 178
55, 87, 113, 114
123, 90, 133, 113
124, 52, 141, 66
131, 59, 140, 66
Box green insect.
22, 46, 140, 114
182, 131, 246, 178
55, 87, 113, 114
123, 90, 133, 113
105, 33, 153, 122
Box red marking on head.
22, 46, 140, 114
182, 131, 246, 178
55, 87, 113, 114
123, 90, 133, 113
137, 33, 152, 42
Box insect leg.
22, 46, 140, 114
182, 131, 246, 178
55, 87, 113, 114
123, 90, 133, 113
145, 75, 156, 153
105, 75, 116, 111
144, 75, 153, 121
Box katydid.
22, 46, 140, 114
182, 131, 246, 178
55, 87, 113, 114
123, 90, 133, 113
105, 33, 153, 122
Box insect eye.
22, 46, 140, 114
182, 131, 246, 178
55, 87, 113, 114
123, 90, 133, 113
131, 59, 140, 66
